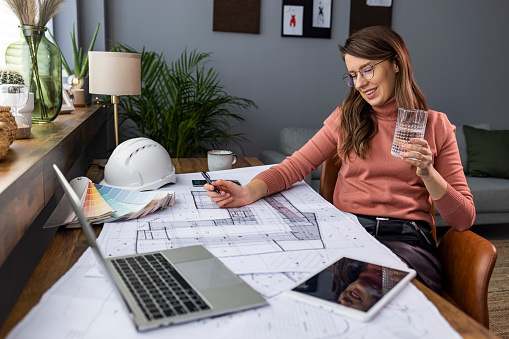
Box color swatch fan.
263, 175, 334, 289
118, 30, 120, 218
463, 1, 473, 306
45, 177, 175, 228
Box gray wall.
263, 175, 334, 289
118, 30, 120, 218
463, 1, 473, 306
54, 0, 509, 157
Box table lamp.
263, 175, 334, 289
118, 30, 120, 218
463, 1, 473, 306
88, 51, 141, 146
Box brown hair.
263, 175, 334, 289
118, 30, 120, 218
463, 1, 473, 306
338, 26, 427, 160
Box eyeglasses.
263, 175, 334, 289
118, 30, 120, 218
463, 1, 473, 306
342, 56, 393, 87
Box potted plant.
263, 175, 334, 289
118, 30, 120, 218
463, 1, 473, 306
49, 23, 100, 104
0, 68, 32, 138
108, 44, 256, 158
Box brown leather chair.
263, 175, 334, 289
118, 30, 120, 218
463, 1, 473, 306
318, 154, 341, 205
318, 153, 498, 328
438, 229, 497, 328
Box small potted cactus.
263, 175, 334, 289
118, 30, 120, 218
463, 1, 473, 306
0, 68, 25, 85
0, 68, 33, 139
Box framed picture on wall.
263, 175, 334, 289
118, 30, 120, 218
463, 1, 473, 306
213, 0, 261, 34
282, 0, 332, 38
349, 0, 392, 35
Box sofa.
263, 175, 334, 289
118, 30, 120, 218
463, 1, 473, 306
260, 127, 323, 192
259, 126, 509, 227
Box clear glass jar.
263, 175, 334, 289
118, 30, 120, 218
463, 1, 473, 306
5, 25, 62, 123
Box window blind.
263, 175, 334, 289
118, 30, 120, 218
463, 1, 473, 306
0, 4, 55, 69
0, 4, 21, 65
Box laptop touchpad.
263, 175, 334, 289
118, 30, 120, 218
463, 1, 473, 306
176, 258, 242, 290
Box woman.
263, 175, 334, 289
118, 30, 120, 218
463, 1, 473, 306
203, 26, 475, 293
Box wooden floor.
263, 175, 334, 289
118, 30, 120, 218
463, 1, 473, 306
474, 224, 509, 339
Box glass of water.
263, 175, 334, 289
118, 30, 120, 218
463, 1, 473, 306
391, 108, 428, 158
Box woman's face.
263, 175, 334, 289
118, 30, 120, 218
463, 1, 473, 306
337, 279, 380, 311
337, 264, 383, 311
344, 54, 398, 107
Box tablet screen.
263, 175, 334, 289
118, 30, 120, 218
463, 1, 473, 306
290, 256, 415, 320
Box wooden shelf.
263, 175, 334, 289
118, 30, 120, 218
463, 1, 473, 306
0, 105, 107, 267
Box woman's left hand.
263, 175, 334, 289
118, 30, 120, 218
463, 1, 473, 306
400, 138, 448, 200
400, 138, 433, 178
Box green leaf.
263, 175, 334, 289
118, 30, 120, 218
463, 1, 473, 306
71, 23, 79, 75
81, 23, 100, 77
66, 22, 101, 78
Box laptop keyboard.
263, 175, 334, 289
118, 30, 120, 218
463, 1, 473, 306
111, 253, 211, 320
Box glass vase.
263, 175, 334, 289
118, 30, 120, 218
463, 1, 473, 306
5, 25, 62, 123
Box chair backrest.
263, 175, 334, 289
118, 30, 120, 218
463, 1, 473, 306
319, 153, 341, 204
438, 229, 497, 328
318, 154, 497, 328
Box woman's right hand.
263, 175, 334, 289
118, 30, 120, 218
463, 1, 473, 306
204, 179, 268, 208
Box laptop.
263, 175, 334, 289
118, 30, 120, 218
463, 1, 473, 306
53, 164, 266, 332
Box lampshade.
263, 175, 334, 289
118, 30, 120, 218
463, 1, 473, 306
88, 51, 141, 96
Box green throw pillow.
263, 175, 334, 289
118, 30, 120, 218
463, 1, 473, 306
463, 125, 509, 178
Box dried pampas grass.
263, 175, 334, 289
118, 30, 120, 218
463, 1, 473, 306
3, 0, 66, 27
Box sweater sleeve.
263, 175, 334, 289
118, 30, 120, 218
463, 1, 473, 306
254, 120, 338, 196
432, 121, 476, 230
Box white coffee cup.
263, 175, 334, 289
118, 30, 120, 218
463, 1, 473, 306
207, 150, 238, 171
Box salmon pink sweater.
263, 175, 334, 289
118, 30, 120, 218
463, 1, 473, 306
254, 98, 475, 231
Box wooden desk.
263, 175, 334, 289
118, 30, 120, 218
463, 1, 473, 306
0, 157, 498, 338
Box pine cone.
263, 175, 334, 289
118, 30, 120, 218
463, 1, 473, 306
0, 121, 10, 159
0, 106, 17, 145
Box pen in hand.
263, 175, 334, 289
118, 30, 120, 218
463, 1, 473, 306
201, 171, 221, 194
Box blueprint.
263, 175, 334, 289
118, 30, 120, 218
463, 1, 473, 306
7, 165, 461, 339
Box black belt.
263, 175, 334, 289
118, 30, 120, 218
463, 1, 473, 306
355, 214, 435, 248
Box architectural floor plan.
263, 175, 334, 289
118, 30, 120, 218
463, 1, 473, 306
6, 166, 461, 339
99, 177, 370, 276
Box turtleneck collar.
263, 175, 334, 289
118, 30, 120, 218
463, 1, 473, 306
372, 96, 397, 120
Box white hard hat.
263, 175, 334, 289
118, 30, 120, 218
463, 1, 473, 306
101, 137, 176, 191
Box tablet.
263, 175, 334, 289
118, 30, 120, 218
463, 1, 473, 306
285, 255, 416, 321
